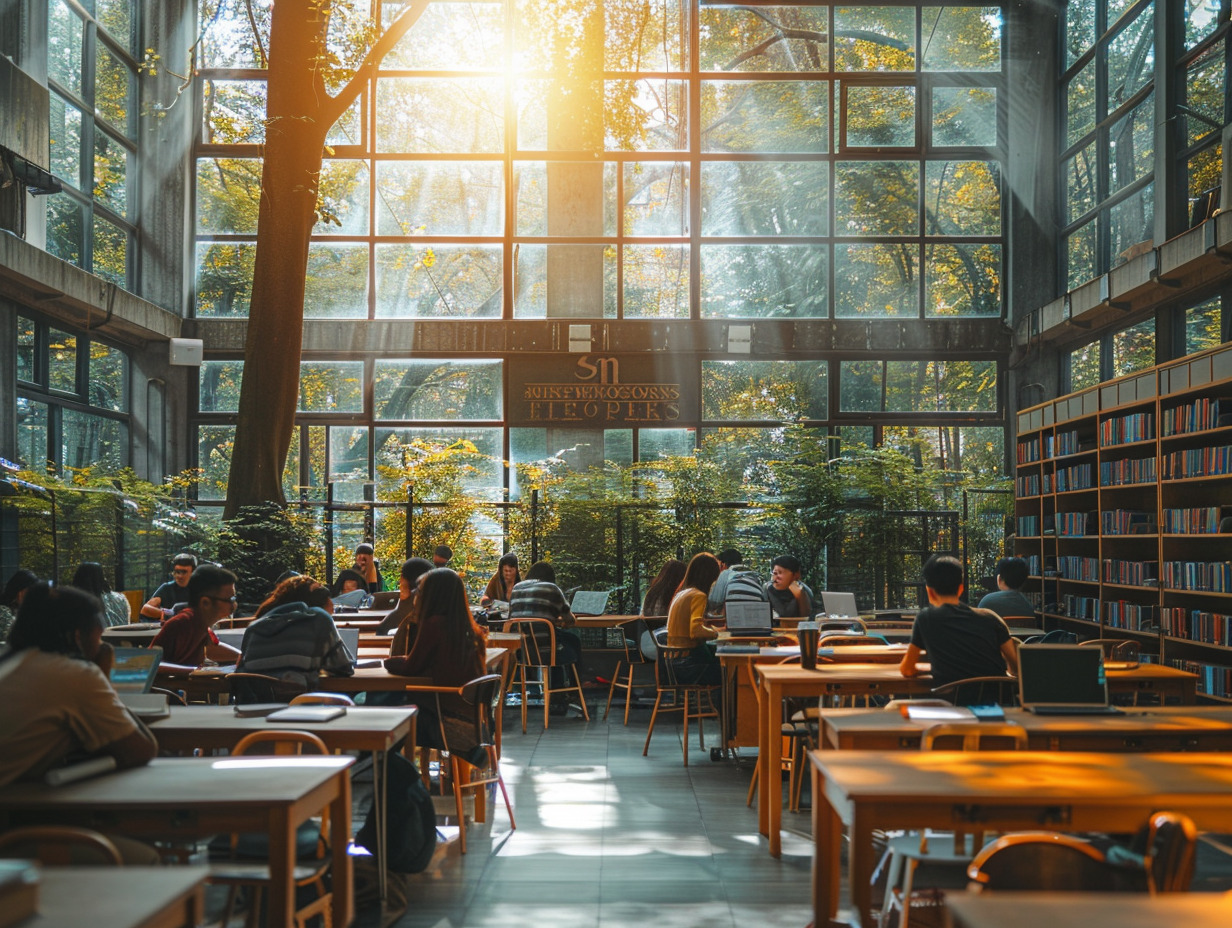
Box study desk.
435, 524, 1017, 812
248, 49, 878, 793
21, 866, 208, 928
807, 750, 1232, 928
818, 705, 1232, 752
1105, 663, 1198, 704
946, 892, 1232, 928
101, 623, 163, 646
150, 705, 415, 905
755, 663, 936, 857
0, 757, 353, 928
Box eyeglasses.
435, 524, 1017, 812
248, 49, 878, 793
205, 595, 238, 605
172, 567, 192, 575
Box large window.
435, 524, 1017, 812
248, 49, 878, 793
45, 0, 139, 288
193, 2, 1006, 322
16, 314, 130, 471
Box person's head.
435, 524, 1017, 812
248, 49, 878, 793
643, 558, 686, 612
354, 543, 375, 572
770, 555, 802, 590
995, 556, 1029, 592
922, 554, 964, 600
1, 569, 39, 609
274, 569, 301, 585
497, 553, 520, 585
398, 558, 433, 598
432, 544, 453, 568
171, 553, 197, 586
8, 582, 104, 659
255, 575, 333, 617
70, 562, 112, 598
524, 560, 556, 585
682, 552, 722, 595
716, 548, 743, 570
415, 568, 483, 664
334, 568, 366, 594
186, 564, 238, 624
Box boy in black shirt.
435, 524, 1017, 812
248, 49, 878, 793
899, 554, 1018, 689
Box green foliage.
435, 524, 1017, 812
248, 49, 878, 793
216, 502, 319, 603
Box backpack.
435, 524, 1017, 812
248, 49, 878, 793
354, 751, 438, 873
725, 568, 767, 605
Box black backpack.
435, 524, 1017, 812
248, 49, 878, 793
354, 752, 438, 873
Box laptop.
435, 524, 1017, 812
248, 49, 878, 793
367, 590, 399, 610
819, 591, 860, 619
570, 590, 610, 617
1017, 643, 1123, 715
723, 600, 776, 638
109, 646, 162, 694
216, 627, 360, 659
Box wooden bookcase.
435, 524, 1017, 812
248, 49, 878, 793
1014, 343, 1232, 701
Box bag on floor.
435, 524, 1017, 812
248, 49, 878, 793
354, 752, 438, 874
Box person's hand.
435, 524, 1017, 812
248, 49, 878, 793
789, 580, 803, 594
94, 640, 116, 678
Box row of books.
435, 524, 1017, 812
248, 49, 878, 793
1054, 430, 1082, 456
1055, 462, 1094, 492
1161, 444, 1232, 479
1051, 555, 1100, 581
1101, 509, 1157, 535
1061, 594, 1100, 620
1160, 561, 1232, 593
1017, 515, 1039, 537
1104, 601, 1159, 631
1160, 397, 1232, 436
1101, 412, 1154, 446
1161, 506, 1231, 534
1161, 608, 1232, 646
1102, 559, 1158, 586
1022, 554, 1041, 577
1169, 660, 1232, 698
1017, 437, 1043, 464
1100, 456, 1156, 486
1057, 511, 1096, 536
1016, 473, 1040, 497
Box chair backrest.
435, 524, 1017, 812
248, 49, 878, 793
0, 826, 122, 866
290, 692, 356, 707
458, 673, 503, 752
1079, 638, 1142, 663
968, 832, 1145, 892
931, 675, 1020, 707
227, 671, 306, 705
121, 590, 145, 617
232, 729, 329, 756
503, 617, 558, 667
921, 722, 1028, 751
817, 634, 888, 647
618, 617, 649, 663
819, 617, 867, 634
1143, 811, 1197, 893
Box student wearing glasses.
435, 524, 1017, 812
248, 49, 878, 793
150, 564, 242, 666
140, 553, 198, 621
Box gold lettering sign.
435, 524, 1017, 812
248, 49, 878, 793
510, 355, 690, 426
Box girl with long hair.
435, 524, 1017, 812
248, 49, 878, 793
664, 552, 724, 685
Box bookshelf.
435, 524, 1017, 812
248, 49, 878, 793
1015, 343, 1232, 701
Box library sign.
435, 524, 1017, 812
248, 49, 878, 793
508, 355, 696, 427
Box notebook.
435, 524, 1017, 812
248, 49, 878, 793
570, 590, 609, 617
109, 646, 162, 693
367, 590, 399, 610
266, 705, 346, 723
1018, 643, 1123, 715
724, 600, 776, 637
819, 591, 860, 619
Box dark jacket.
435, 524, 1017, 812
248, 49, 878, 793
237, 602, 356, 689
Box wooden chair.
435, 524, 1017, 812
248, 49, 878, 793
1143, 811, 1198, 893
930, 675, 1019, 706
879, 721, 1029, 928
403, 674, 515, 855
210, 730, 334, 928
503, 617, 590, 733
290, 693, 356, 707
0, 826, 122, 866
641, 632, 720, 766
603, 617, 657, 725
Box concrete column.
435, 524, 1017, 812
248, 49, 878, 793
0, 300, 17, 462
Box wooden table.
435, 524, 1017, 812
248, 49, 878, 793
946, 892, 1232, 928
755, 663, 936, 857
819, 705, 1232, 752
1105, 663, 1198, 704
150, 705, 415, 905
0, 757, 353, 928
808, 750, 1232, 928
20, 866, 207, 928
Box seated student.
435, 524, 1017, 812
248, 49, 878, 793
384, 568, 486, 750
977, 556, 1036, 620
72, 561, 130, 628
0, 583, 157, 787
665, 552, 724, 685
140, 552, 196, 620
641, 558, 685, 617
377, 557, 433, 645
431, 544, 453, 569
351, 542, 384, 593
150, 564, 242, 666
236, 575, 355, 692
479, 553, 520, 609
764, 555, 815, 619
707, 548, 766, 615
331, 568, 369, 606
899, 554, 1019, 690
508, 560, 582, 714
0, 568, 38, 646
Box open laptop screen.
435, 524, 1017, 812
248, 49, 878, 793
820, 591, 859, 619
1017, 644, 1108, 708
109, 646, 162, 693
570, 590, 609, 616
725, 600, 774, 634
215, 627, 360, 659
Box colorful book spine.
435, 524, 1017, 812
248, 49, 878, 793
1161, 445, 1232, 479
1161, 561, 1232, 593
1099, 456, 1156, 485
1101, 411, 1155, 447
1102, 559, 1158, 586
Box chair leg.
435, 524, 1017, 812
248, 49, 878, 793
571, 664, 590, 720
746, 761, 759, 807
603, 661, 622, 721
451, 755, 468, 855
542, 668, 551, 731
517, 666, 528, 735
622, 664, 636, 725
879, 849, 905, 928
681, 689, 690, 767
643, 692, 664, 756
491, 747, 516, 832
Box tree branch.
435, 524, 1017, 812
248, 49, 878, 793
322, 0, 431, 129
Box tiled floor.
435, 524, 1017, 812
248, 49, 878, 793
377, 704, 816, 928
